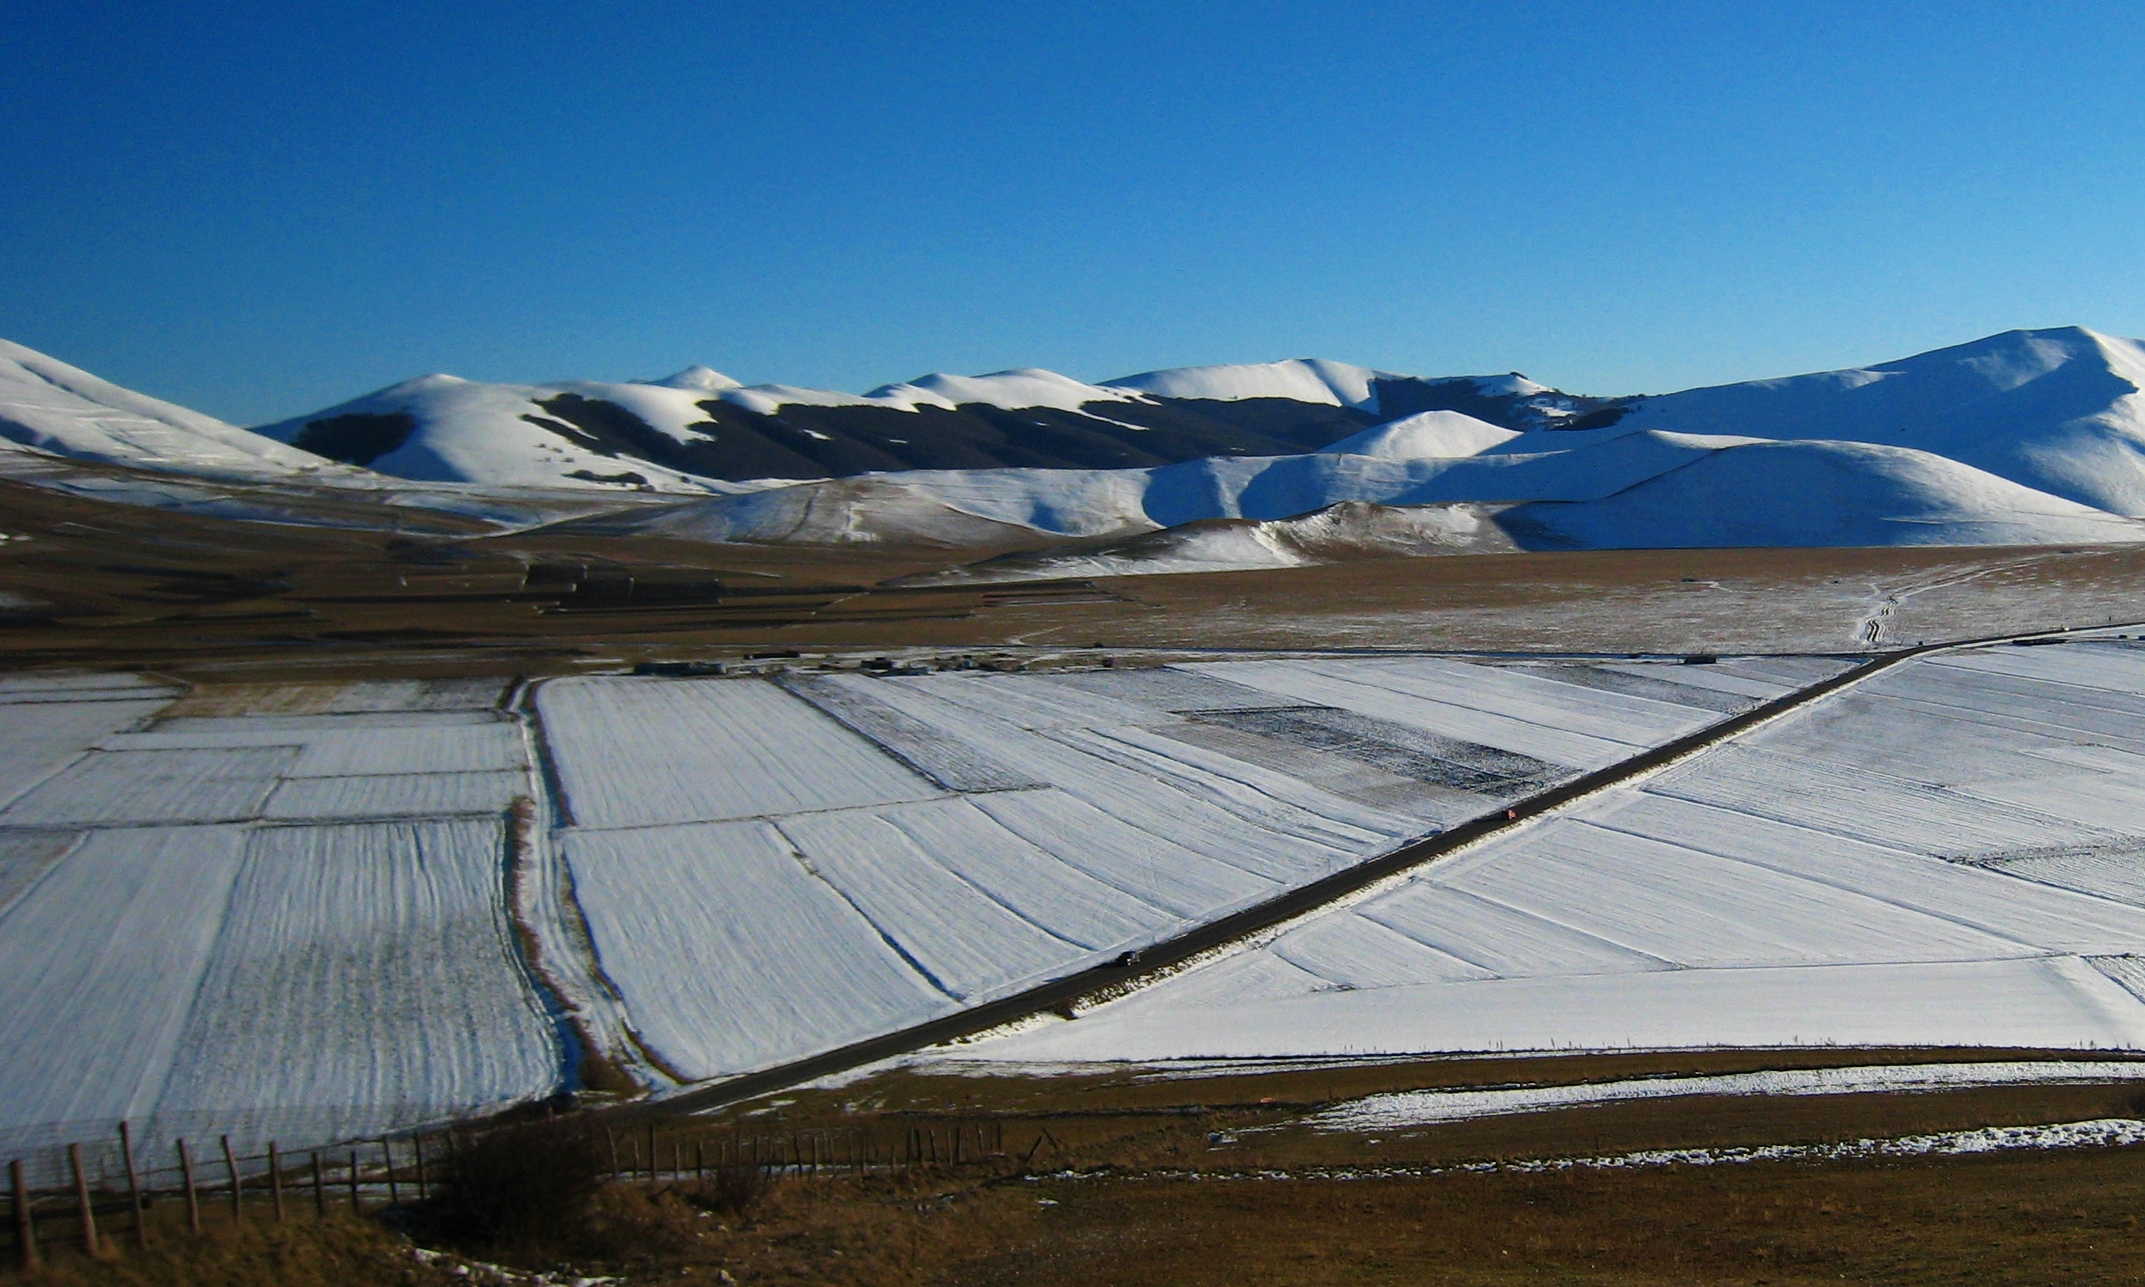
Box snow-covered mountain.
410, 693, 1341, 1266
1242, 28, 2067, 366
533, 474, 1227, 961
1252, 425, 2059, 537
0, 338, 351, 481
10, 326, 2145, 560
568, 325, 2145, 558
579, 423, 2145, 554
249, 359, 1604, 492
1532, 326, 2145, 518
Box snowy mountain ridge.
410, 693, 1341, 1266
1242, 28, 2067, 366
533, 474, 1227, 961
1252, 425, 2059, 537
10, 325, 2145, 558
245, 358, 1597, 491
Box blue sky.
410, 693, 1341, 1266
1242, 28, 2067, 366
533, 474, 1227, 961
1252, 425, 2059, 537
5, 1, 2145, 424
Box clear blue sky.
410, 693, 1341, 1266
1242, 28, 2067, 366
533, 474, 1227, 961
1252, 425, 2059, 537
6, 1, 2145, 424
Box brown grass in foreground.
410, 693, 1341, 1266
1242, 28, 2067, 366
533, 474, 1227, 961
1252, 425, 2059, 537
17, 1058, 2145, 1285
17, 1147, 2145, 1286
0, 1214, 456, 1286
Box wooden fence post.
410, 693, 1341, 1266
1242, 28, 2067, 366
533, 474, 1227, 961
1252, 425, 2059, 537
311, 1153, 325, 1219
646, 1123, 657, 1186
383, 1140, 399, 1207
69, 1143, 98, 1257
414, 1135, 428, 1200
178, 1139, 201, 1235
606, 1129, 618, 1181
118, 1121, 147, 1248
220, 1136, 242, 1223
695, 1139, 705, 1186
11, 1159, 37, 1270
347, 1151, 360, 1214
268, 1143, 285, 1222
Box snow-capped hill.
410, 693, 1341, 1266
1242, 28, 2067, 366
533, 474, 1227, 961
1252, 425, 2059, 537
1092, 361, 1597, 429
1102, 358, 1392, 407
1505, 437, 2145, 550
24, 324, 2145, 560
643, 365, 740, 392
585, 420, 2145, 557
1594, 326, 2145, 517
581, 468, 1154, 546
255, 351, 1628, 491
902, 501, 1518, 583
1099, 359, 1619, 430
1470, 374, 1556, 398
866, 369, 1143, 413
0, 337, 351, 480
259, 363, 1405, 488
252, 373, 742, 492
707, 368, 1134, 415
1317, 410, 1519, 459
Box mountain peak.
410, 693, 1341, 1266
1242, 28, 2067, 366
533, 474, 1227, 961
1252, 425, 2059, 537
643, 365, 740, 392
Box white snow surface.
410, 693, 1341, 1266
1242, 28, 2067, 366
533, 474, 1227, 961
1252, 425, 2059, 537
19, 646, 2145, 1152
561, 821, 952, 1082
250, 373, 742, 494
615, 425, 2145, 554
1316, 410, 1520, 459
1549, 326, 2145, 518
1101, 359, 1391, 408
0, 679, 560, 1160
530, 657, 1786, 1083
567, 326, 2145, 551
152, 818, 559, 1126
0, 338, 353, 482
964, 641, 2145, 1065
1315, 1060, 2145, 1130
1503, 436, 2145, 549
19, 326, 2145, 554
22, 327, 2145, 553
906, 502, 1516, 584
534, 677, 940, 827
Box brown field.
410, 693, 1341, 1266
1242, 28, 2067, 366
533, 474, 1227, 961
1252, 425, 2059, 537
8, 474, 2145, 681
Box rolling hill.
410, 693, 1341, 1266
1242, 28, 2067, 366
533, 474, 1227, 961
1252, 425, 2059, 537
7, 327, 2145, 561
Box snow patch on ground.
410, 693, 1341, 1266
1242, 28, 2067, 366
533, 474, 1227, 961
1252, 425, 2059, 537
1314, 1060, 2145, 1130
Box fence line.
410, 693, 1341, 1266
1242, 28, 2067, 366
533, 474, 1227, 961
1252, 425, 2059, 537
7, 1114, 1022, 1266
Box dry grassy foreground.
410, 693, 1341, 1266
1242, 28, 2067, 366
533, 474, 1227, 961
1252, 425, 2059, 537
14, 1050, 2145, 1286
12, 1146, 2145, 1286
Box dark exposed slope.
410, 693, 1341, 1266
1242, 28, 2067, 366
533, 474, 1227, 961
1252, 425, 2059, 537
682, 396, 1384, 479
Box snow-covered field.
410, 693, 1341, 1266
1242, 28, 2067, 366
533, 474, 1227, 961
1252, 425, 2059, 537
14, 641, 2145, 1163
0, 679, 559, 1163
0, 653, 1790, 1156
968, 640, 2145, 1065
531, 656, 1821, 1083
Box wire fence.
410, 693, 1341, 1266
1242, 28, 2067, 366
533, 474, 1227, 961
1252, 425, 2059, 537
6, 1114, 1020, 1268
